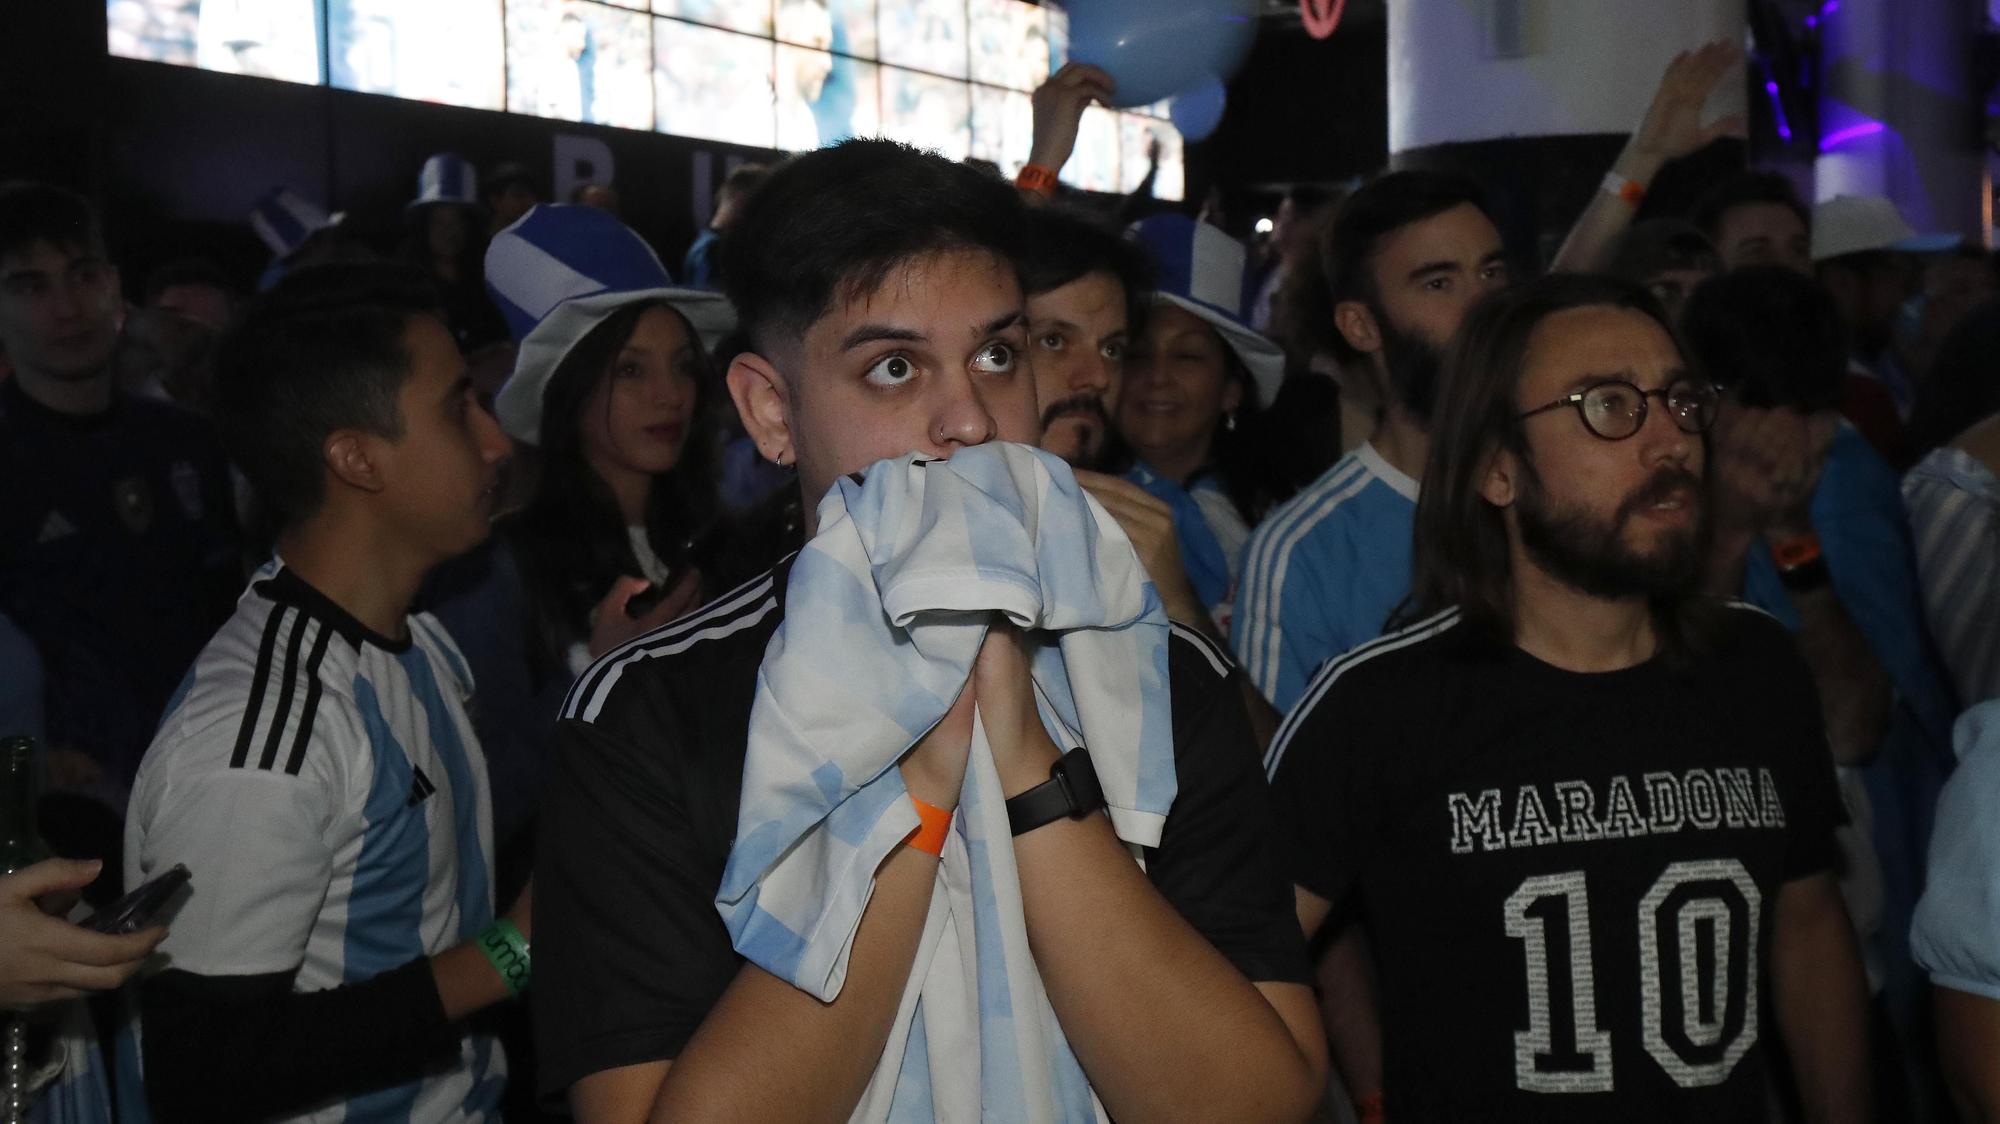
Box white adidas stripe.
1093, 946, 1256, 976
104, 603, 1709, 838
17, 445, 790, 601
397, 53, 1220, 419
1263, 607, 1461, 778
562, 571, 777, 721
1169, 620, 1234, 679
1242, 461, 1371, 693
578, 593, 781, 723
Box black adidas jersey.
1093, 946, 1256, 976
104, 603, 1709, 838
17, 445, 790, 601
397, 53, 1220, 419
532, 557, 1309, 1098
1268, 605, 1845, 1121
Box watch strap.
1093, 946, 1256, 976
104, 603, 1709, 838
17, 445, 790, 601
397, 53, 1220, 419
1007, 747, 1104, 836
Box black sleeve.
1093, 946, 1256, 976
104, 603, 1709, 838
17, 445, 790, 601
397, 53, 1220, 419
1146, 655, 1312, 986
1264, 661, 1383, 912
138, 958, 459, 1122
532, 714, 741, 1099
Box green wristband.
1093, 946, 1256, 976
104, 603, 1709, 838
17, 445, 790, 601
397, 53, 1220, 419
477, 919, 531, 998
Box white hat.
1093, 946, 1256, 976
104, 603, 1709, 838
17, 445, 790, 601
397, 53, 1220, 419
409, 152, 480, 212
485, 204, 735, 445
248, 187, 343, 261
1811, 194, 1961, 262
1127, 213, 1285, 407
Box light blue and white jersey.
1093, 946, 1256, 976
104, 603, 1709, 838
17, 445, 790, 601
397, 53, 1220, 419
125, 565, 504, 1123
1912, 700, 2000, 999
1233, 442, 1418, 713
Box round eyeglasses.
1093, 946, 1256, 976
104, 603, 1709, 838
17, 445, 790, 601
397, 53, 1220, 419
1516, 377, 1719, 441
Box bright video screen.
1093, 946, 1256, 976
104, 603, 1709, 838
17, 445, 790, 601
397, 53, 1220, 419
655, 19, 777, 149
329, 0, 505, 111
878, 0, 968, 80
109, 0, 1186, 200
109, 0, 323, 85
506, 0, 656, 129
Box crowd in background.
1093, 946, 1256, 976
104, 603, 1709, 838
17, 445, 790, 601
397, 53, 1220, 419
1, 37, 1998, 1124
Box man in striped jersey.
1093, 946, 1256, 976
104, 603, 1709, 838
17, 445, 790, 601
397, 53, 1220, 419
1233, 170, 1509, 716
1271, 274, 1869, 1121
533, 139, 1326, 1122
124, 264, 529, 1121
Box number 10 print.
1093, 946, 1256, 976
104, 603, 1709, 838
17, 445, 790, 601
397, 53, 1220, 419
1503, 860, 1761, 1094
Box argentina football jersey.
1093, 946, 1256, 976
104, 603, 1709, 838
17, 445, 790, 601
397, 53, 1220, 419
125, 562, 505, 1122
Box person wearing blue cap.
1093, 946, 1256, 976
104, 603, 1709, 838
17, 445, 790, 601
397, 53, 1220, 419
533, 138, 1325, 1122
1118, 213, 1286, 642
424, 203, 740, 863
401, 153, 507, 351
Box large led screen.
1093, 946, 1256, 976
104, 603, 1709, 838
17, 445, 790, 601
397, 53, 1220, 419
110, 0, 1188, 199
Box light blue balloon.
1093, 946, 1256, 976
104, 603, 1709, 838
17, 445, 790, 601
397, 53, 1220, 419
1061, 0, 1260, 108
1168, 75, 1228, 142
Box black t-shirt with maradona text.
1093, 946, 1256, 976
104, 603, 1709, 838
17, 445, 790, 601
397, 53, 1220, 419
532, 556, 1310, 1100
1268, 603, 1845, 1122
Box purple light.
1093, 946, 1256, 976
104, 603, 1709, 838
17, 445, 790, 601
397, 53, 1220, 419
1819, 0, 1839, 13
1820, 120, 1886, 150
1805, 14, 1818, 28
1757, 59, 1794, 142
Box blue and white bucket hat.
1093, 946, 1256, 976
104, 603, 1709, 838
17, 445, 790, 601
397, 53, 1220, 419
409, 152, 481, 212
248, 187, 344, 262
1128, 213, 1285, 407
486, 204, 736, 444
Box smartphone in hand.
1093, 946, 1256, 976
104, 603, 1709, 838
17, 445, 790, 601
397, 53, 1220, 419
82, 864, 190, 934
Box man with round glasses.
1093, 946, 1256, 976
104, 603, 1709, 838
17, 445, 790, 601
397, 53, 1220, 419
1269, 274, 1872, 1122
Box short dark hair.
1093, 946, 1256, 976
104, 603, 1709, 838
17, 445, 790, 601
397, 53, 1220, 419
1603, 220, 1720, 283
720, 163, 771, 204
0, 181, 105, 263
1690, 171, 1808, 244
1680, 266, 1847, 412
211, 263, 442, 525
1319, 169, 1491, 362
1408, 273, 1708, 651
1019, 205, 1152, 334
718, 138, 1026, 355
142, 257, 235, 305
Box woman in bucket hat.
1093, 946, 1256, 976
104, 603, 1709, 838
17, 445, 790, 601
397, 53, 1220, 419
1117, 213, 1286, 638
425, 203, 739, 859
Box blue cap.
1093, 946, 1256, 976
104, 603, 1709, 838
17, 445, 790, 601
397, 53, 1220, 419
486, 204, 735, 444
1129, 213, 1284, 406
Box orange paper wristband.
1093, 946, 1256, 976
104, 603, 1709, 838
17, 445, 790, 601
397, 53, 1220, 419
907, 796, 953, 857
1602, 170, 1646, 209
1015, 163, 1060, 198
1771, 530, 1823, 570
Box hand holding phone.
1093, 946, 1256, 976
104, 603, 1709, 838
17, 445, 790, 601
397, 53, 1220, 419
83, 864, 191, 935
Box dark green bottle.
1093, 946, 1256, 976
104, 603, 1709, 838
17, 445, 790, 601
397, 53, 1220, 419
0, 736, 47, 876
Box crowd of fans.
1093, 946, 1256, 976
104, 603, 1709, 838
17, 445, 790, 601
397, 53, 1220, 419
2, 39, 1998, 1124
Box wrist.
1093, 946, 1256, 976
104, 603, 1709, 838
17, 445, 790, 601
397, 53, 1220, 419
899, 759, 963, 812
994, 727, 1063, 800
1612, 145, 1666, 184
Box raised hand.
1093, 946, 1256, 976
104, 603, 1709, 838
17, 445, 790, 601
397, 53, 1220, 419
1028, 62, 1117, 175
1629, 40, 1747, 166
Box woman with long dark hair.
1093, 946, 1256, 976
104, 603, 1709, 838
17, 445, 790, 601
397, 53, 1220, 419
1114, 214, 1285, 638
426, 205, 734, 863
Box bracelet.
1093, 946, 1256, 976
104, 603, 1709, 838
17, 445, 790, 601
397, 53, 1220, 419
1355, 1091, 1386, 1123
1770, 530, 1822, 570
1601, 170, 1646, 209
477, 918, 531, 998
1015, 163, 1060, 198
906, 796, 953, 857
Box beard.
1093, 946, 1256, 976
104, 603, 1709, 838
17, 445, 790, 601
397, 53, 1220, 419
1375, 310, 1446, 423
1039, 393, 1112, 468
1515, 460, 1708, 601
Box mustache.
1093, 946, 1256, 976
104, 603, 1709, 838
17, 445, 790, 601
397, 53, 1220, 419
1617, 466, 1702, 521
1040, 393, 1110, 431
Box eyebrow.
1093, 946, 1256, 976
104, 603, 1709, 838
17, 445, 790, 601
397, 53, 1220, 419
839, 323, 924, 351
1559, 367, 1689, 394
978, 310, 1025, 338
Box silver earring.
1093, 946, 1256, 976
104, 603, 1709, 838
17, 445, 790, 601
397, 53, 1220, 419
1224, 411, 1237, 432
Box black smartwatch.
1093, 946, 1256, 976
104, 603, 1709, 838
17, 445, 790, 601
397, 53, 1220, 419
1006, 746, 1105, 837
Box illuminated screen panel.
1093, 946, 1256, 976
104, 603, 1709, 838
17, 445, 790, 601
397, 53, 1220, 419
878, 0, 968, 80
654, 18, 777, 148
651, 0, 771, 36
1066, 105, 1121, 194
108, 0, 323, 85
826, 0, 879, 60
507, 0, 656, 129
1121, 112, 1185, 202
778, 49, 880, 151
969, 84, 1032, 178
881, 66, 970, 160
330, 0, 505, 110
967, 0, 1047, 92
